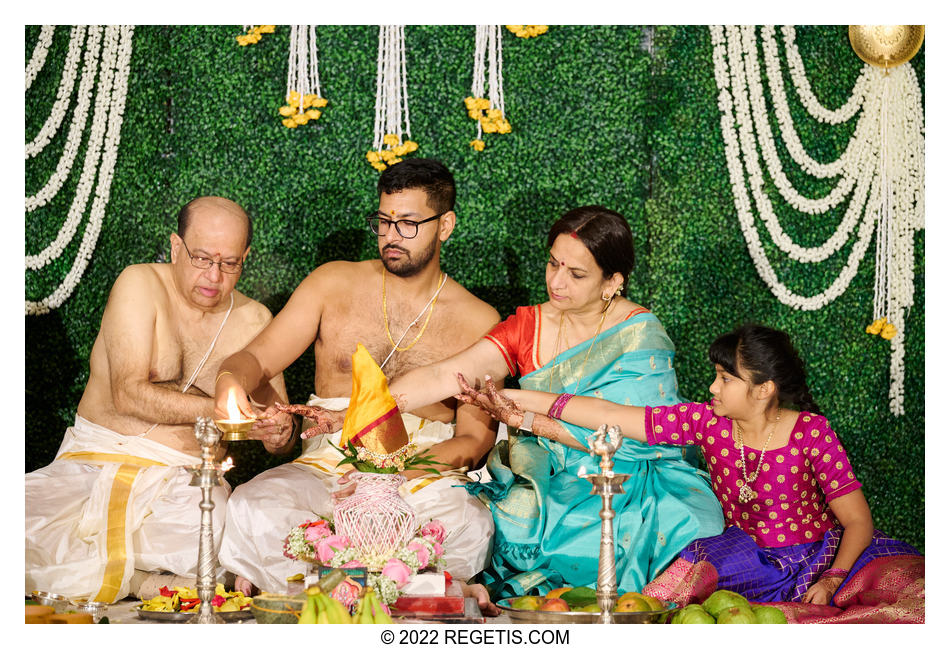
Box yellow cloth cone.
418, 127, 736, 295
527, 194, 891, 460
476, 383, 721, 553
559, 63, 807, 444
340, 344, 409, 457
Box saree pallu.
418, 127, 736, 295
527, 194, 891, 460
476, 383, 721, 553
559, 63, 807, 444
466, 313, 724, 597
643, 525, 923, 623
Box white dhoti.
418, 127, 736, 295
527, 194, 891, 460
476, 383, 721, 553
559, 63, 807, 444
219, 396, 494, 594
25, 416, 230, 602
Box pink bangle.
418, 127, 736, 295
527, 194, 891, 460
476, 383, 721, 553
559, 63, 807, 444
547, 393, 574, 419
822, 568, 849, 579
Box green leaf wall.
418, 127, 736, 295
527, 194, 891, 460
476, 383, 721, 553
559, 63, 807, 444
25, 25, 924, 551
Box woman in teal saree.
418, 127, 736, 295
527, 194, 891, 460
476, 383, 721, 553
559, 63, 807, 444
470, 303, 723, 596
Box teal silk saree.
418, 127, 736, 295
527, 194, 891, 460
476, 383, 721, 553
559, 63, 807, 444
467, 311, 724, 597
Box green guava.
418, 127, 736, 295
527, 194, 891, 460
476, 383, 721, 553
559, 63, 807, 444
671, 603, 716, 624
716, 605, 757, 624
702, 589, 750, 618
752, 604, 788, 624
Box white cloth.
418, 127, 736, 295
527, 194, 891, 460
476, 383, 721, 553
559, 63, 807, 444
25, 416, 230, 602
219, 396, 495, 594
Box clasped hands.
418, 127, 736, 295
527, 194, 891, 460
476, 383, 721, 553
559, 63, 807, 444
455, 374, 525, 428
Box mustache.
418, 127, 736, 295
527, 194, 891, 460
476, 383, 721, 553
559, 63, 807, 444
382, 244, 409, 255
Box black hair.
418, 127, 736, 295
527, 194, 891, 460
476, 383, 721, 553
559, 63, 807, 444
546, 205, 635, 292
377, 158, 456, 214
708, 324, 821, 414
177, 198, 253, 249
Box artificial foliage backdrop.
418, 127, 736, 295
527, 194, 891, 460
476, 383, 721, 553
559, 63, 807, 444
25, 25, 925, 550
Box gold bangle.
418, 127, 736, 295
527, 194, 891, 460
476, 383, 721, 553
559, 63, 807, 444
215, 370, 234, 384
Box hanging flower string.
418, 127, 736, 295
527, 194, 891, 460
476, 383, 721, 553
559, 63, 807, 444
505, 25, 548, 38
25, 25, 56, 91
26, 26, 134, 315
236, 25, 274, 47
710, 25, 924, 415
279, 25, 327, 129
366, 25, 419, 171
466, 25, 511, 152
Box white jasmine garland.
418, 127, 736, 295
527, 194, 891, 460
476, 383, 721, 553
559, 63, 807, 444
26, 25, 133, 316
26, 25, 86, 159
26, 25, 110, 269
471, 25, 507, 141
285, 25, 323, 113
781, 25, 866, 125
25, 25, 56, 91
373, 25, 411, 151
25, 25, 103, 214
710, 25, 924, 415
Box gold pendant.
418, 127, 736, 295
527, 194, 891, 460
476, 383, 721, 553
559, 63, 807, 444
738, 483, 756, 504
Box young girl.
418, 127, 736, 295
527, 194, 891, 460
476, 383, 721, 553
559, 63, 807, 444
457, 324, 921, 608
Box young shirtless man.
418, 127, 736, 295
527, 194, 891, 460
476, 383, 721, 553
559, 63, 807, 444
25, 197, 290, 603
214, 160, 499, 599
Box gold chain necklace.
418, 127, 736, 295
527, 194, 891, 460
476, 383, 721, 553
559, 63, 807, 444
735, 411, 781, 504
382, 270, 446, 352
547, 304, 610, 394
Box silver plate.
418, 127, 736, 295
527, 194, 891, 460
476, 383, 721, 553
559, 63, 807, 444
496, 598, 678, 624
133, 605, 253, 622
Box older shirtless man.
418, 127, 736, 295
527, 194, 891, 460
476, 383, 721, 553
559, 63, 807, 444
215, 159, 499, 596
25, 197, 291, 603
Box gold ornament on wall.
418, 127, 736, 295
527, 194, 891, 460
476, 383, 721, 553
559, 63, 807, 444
848, 25, 924, 69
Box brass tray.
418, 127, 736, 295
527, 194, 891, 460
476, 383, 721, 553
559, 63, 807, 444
133, 604, 253, 622
496, 598, 678, 624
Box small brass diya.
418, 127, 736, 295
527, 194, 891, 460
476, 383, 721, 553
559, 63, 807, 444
213, 418, 255, 441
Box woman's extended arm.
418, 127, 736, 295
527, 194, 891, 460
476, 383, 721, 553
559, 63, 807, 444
456, 376, 650, 443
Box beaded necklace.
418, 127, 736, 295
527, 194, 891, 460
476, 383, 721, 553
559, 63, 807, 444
734, 411, 781, 504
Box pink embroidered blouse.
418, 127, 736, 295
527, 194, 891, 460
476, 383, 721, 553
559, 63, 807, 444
645, 401, 862, 547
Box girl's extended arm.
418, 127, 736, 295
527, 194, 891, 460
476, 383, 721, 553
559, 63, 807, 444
801, 489, 874, 605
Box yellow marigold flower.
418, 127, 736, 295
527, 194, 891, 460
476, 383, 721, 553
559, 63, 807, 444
470, 139, 485, 151
380, 149, 396, 162
467, 110, 482, 121
288, 90, 300, 101
464, 96, 478, 109
391, 157, 403, 164
279, 105, 296, 117
506, 25, 524, 33
366, 151, 381, 163
249, 33, 262, 43
312, 97, 328, 108
282, 118, 298, 128
236, 36, 249, 46
292, 113, 308, 125
880, 323, 897, 340
372, 161, 387, 171
865, 317, 886, 335
260, 25, 276, 33
498, 120, 512, 134
485, 109, 502, 120
393, 144, 408, 156
404, 140, 418, 152
383, 133, 400, 147
306, 109, 322, 120
481, 120, 498, 134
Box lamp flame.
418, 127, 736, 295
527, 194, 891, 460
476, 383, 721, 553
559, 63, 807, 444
226, 388, 246, 422
221, 457, 234, 472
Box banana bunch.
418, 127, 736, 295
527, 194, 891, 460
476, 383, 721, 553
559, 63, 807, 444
351, 587, 393, 624
298, 585, 352, 624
